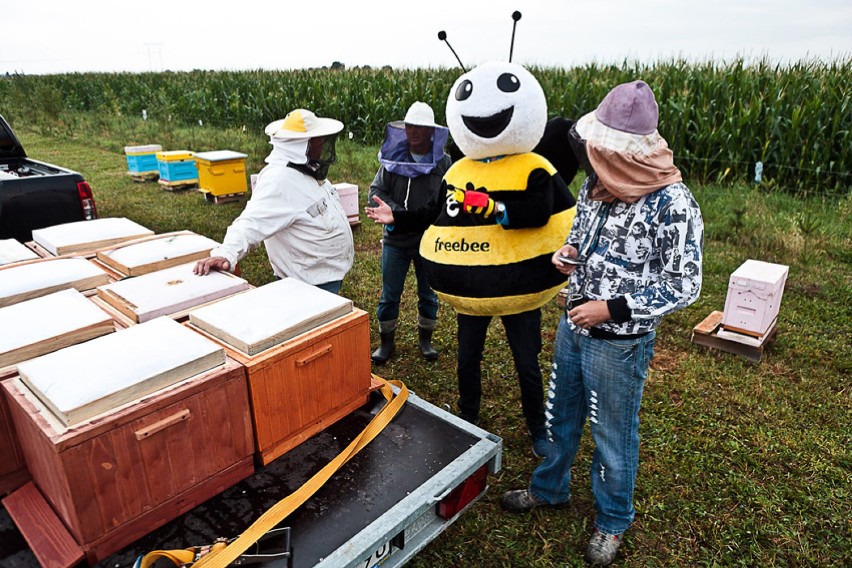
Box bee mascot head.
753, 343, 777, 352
447, 61, 547, 160
420, 13, 577, 316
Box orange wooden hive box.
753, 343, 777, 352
0, 375, 28, 496
0, 288, 120, 497
187, 278, 372, 465
2, 319, 254, 564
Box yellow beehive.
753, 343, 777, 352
194, 151, 248, 198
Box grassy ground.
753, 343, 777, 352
15, 127, 851, 567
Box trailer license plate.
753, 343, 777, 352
361, 541, 394, 568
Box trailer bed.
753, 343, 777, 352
1, 389, 501, 568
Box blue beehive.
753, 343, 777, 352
125, 144, 162, 175
156, 150, 198, 184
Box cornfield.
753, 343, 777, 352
1, 58, 849, 194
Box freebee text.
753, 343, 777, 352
433, 236, 491, 253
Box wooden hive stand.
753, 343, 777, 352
203, 191, 245, 205
158, 178, 198, 191
691, 310, 778, 364
126, 171, 159, 183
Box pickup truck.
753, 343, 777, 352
0, 114, 98, 243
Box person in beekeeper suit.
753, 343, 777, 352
194, 109, 354, 294
365, 101, 452, 364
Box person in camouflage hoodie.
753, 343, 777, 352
501, 80, 704, 566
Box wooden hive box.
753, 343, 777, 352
194, 150, 248, 198
95, 262, 251, 324
0, 257, 110, 308
187, 278, 372, 464
2, 335, 253, 562
17, 317, 226, 427
0, 379, 29, 496
31, 217, 154, 257
94, 231, 220, 277
124, 144, 162, 176
0, 289, 118, 497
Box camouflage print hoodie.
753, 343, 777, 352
565, 178, 704, 337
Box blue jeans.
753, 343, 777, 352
377, 242, 438, 324
530, 316, 656, 536
316, 280, 343, 294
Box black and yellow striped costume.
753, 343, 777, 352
420, 152, 576, 316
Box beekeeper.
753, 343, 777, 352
194, 109, 354, 294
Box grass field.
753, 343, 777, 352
12, 125, 852, 567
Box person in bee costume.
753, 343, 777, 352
419, 60, 577, 459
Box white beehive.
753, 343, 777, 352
721, 259, 789, 338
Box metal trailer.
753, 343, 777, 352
311, 390, 502, 568
1, 388, 502, 568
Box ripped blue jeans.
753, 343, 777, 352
529, 315, 655, 536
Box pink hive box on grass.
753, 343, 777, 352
721, 259, 789, 338
333, 182, 360, 224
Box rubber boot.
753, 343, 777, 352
418, 327, 439, 361
371, 329, 396, 364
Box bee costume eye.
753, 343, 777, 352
456, 80, 474, 101
497, 73, 520, 93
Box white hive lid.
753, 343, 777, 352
188, 277, 353, 355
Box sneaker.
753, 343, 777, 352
585, 529, 622, 565
500, 489, 568, 513
532, 436, 549, 459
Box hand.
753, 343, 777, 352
568, 300, 610, 329
194, 256, 231, 275
451, 188, 495, 217
364, 196, 395, 225
552, 245, 580, 275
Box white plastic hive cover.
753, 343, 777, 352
189, 277, 353, 355
97, 262, 250, 322
0, 239, 39, 266
97, 232, 220, 276
17, 316, 225, 427
194, 150, 248, 162
32, 217, 154, 256
0, 289, 114, 368
0, 257, 109, 308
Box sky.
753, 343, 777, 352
2, 0, 851, 75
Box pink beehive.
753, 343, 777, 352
721, 259, 789, 338
333, 182, 360, 224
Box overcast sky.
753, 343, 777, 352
2, 0, 850, 75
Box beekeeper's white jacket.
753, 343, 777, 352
212, 137, 354, 285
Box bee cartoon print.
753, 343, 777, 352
420, 12, 577, 456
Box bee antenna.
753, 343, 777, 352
438, 30, 467, 73
509, 11, 522, 62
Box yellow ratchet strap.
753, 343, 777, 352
135, 375, 408, 568
134, 540, 227, 568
